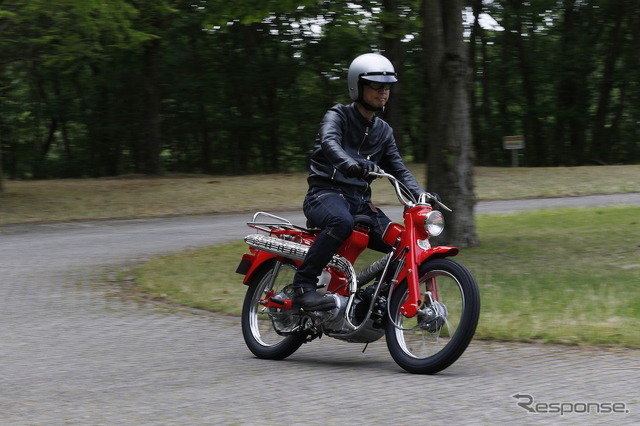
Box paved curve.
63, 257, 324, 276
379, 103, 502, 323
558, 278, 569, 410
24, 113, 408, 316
1, 194, 639, 424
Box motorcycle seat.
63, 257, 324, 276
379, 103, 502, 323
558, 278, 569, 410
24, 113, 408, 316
305, 214, 374, 232
353, 214, 374, 230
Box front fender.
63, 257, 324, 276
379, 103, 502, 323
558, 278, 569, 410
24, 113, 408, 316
417, 245, 459, 263
396, 245, 459, 284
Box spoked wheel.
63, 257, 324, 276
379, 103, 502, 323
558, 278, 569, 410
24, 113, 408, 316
241, 259, 306, 360
385, 258, 480, 374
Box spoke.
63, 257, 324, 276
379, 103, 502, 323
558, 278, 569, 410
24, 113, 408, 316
418, 332, 430, 355
394, 269, 463, 360
443, 317, 453, 335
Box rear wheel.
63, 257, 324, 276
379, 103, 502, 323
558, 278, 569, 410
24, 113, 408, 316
385, 258, 480, 374
241, 259, 306, 360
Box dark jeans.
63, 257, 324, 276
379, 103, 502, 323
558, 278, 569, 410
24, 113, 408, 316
292, 186, 392, 290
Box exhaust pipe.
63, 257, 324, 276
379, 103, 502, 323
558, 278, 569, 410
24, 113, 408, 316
244, 233, 357, 292
244, 234, 308, 261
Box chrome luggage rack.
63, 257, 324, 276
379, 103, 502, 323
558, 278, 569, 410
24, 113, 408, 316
247, 212, 316, 234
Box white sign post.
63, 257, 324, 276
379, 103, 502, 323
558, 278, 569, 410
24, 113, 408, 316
503, 135, 525, 167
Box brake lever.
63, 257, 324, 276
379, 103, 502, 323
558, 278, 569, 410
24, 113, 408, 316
369, 169, 386, 179
420, 192, 453, 212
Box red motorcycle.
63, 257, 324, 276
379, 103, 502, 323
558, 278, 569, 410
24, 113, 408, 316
236, 173, 480, 374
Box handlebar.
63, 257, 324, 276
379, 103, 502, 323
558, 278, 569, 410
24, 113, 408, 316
369, 171, 452, 212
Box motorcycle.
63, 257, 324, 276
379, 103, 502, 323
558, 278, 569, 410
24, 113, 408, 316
236, 172, 480, 374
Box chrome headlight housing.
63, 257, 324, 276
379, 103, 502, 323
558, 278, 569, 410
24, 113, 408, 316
424, 210, 445, 236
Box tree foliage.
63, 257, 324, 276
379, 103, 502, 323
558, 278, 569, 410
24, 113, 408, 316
470, 0, 640, 166
0, 0, 638, 183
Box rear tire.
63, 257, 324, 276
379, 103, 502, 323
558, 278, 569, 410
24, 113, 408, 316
241, 259, 306, 360
385, 258, 480, 374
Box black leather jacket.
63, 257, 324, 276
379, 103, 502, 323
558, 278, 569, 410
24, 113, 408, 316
307, 103, 424, 200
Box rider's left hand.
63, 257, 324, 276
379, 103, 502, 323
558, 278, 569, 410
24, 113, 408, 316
360, 160, 382, 177
346, 160, 382, 179
420, 192, 441, 203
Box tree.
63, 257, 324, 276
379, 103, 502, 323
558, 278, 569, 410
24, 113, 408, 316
0, 0, 153, 178
2, 0, 639, 183
127, 0, 176, 175
0, 125, 3, 192
590, 0, 633, 163
380, 0, 404, 147
422, 0, 477, 247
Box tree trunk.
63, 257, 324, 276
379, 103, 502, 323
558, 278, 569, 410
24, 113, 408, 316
551, 0, 595, 165
591, 0, 625, 163
0, 129, 3, 192
141, 38, 162, 175
188, 32, 213, 174
507, 1, 544, 166
381, 0, 403, 149
422, 0, 477, 247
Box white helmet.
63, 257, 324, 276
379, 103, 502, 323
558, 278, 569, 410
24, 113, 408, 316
347, 53, 398, 102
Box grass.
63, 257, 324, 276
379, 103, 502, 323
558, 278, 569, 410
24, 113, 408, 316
133, 242, 250, 314
462, 207, 640, 347
1, 164, 639, 225
133, 206, 640, 348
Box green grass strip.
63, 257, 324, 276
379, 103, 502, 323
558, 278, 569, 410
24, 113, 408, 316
133, 206, 640, 347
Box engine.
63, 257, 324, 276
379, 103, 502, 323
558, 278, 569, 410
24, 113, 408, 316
310, 294, 350, 333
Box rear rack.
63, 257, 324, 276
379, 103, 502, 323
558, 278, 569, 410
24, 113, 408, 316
247, 211, 316, 234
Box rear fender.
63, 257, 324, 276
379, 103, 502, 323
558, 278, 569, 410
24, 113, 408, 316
237, 250, 298, 285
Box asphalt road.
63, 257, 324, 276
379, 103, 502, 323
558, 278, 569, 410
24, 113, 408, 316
1, 194, 639, 424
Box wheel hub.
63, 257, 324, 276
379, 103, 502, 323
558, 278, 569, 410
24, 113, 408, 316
416, 301, 447, 333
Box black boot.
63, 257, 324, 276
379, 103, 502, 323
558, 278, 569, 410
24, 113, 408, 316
292, 288, 336, 311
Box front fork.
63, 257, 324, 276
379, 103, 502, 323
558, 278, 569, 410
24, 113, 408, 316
398, 251, 446, 318
398, 217, 424, 318
394, 215, 455, 318
425, 276, 439, 302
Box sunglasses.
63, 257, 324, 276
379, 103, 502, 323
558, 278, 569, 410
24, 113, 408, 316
364, 81, 393, 91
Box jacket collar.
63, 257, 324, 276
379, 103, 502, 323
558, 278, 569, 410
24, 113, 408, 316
349, 102, 376, 127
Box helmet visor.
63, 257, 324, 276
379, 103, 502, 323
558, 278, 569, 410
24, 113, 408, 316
360, 71, 398, 84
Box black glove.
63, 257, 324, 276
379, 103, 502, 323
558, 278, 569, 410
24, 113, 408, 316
345, 160, 382, 179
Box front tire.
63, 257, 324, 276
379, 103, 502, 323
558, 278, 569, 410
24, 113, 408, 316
385, 258, 480, 374
241, 259, 306, 360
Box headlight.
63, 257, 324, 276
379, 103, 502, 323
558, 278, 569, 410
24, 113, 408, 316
424, 210, 445, 236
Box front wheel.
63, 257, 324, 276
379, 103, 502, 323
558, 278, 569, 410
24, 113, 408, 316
385, 258, 480, 374
241, 259, 307, 360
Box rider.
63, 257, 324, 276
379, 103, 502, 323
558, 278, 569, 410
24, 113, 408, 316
291, 53, 426, 311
